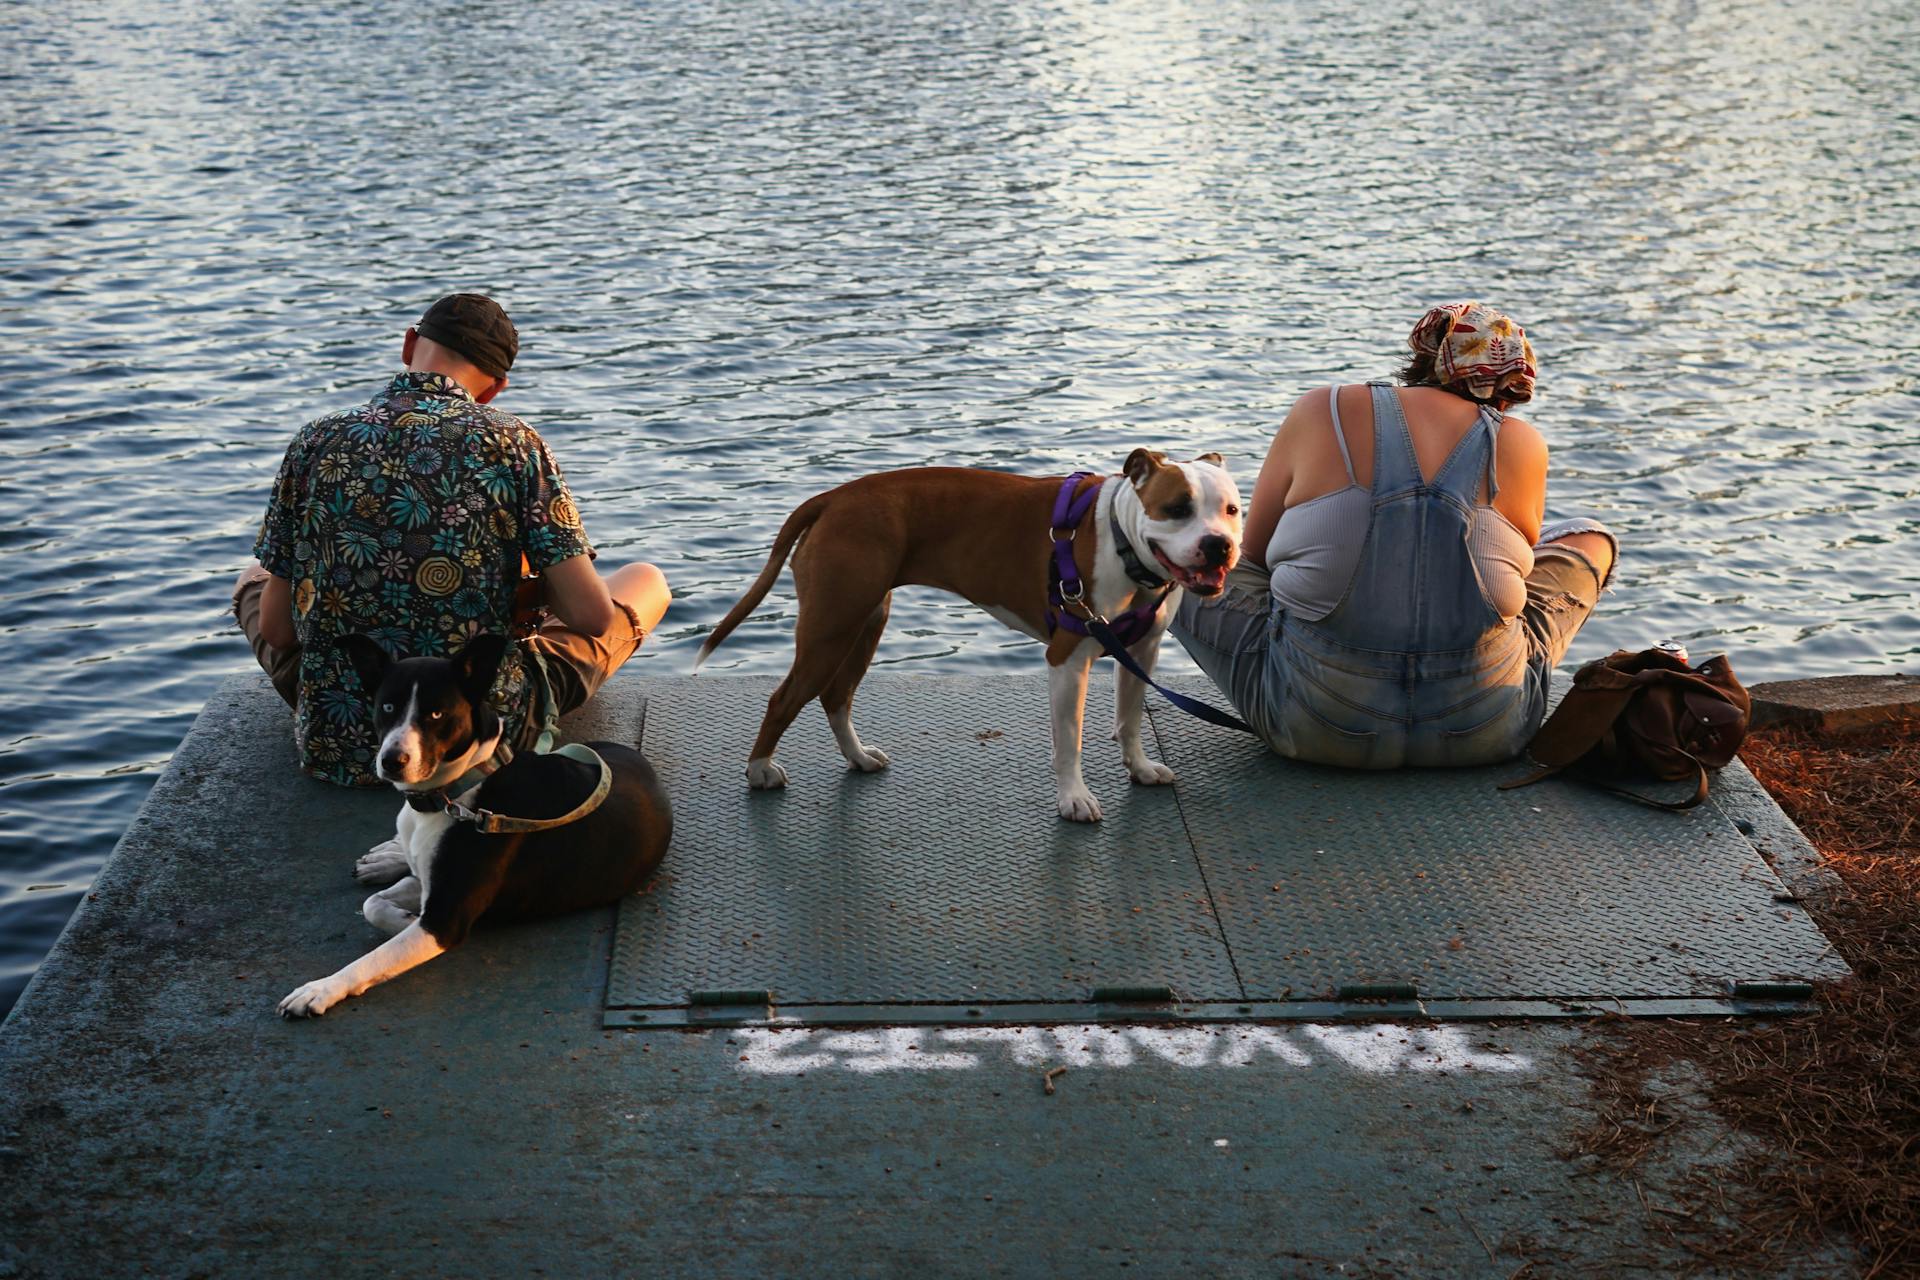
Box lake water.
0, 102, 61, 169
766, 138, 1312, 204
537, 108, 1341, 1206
2, 0, 1916, 1016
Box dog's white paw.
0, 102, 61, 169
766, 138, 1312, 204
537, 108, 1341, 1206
847, 745, 890, 773
747, 757, 789, 790
1127, 758, 1176, 786
355, 845, 410, 886
278, 978, 345, 1019
1057, 785, 1103, 823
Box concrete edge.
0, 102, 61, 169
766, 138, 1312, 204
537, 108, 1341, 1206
1749, 673, 1919, 735
1711, 757, 1847, 909
0, 673, 270, 1039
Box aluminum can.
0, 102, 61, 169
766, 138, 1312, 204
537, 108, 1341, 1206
1654, 639, 1690, 665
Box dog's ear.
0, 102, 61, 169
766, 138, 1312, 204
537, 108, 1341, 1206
1192, 451, 1224, 468
1124, 448, 1167, 486
337, 634, 395, 699
451, 633, 510, 703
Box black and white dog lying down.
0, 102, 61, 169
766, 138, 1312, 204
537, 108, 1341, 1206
278, 634, 672, 1018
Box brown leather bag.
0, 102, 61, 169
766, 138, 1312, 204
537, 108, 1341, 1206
1500, 648, 1751, 810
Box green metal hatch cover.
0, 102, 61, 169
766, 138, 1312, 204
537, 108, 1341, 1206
604, 675, 1847, 1028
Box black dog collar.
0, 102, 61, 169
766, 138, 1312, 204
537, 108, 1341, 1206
403, 789, 449, 813
1109, 508, 1172, 591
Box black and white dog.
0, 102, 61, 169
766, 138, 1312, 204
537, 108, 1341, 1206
278, 634, 671, 1018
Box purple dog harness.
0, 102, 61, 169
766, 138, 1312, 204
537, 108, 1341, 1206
1045, 472, 1171, 647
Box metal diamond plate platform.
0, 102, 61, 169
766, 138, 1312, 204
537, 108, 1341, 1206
1145, 687, 1852, 1004
608, 675, 1239, 1025
605, 674, 1848, 1027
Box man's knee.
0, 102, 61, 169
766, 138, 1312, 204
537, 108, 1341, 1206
232, 560, 271, 612
608, 560, 667, 591
608, 561, 671, 633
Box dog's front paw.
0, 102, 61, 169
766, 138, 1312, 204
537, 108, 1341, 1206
278, 978, 346, 1019
355, 843, 409, 886
847, 745, 890, 773
363, 894, 419, 936
747, 757, 789, 790
1127, 758, 1176, 786
1057, 785, 1103, 823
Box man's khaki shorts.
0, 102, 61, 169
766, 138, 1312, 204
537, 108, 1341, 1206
232, 565, 301, 708
232, 566, 646, 726
518, 599, 648, 731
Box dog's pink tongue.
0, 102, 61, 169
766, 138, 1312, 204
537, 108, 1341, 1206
1183, 564, 1229, 590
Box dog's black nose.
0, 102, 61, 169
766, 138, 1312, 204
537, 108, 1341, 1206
381, 749, 410, 776
1200, 534, 1232, 567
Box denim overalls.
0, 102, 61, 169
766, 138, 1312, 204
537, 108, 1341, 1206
1175, 383, 1549, 768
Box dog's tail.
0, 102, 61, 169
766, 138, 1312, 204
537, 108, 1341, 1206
694, 492, 833, 670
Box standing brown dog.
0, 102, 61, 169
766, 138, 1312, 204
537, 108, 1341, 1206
697, 452, 1243, 821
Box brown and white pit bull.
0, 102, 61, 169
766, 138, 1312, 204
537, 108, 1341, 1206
696, 450, 1243, 821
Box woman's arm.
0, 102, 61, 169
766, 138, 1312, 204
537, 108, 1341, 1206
1493, 413, 1548, 544
1242, 390, 1322, 570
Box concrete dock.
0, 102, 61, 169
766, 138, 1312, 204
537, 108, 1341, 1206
0, 671, 1860, 1278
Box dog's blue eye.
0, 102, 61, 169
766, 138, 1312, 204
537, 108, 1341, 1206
381, 703, 394, 713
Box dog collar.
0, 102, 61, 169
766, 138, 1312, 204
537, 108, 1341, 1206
1107, 507, 1171, 591
405, 743, 612, 834
403, 789, 450, 813
398, 731, 508, 812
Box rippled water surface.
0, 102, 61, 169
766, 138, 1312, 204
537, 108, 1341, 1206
3, 0, 1917, 1014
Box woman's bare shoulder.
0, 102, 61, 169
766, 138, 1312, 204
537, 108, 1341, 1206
1284, 384, 1336, 413
1275, 385, 1338, 434
1498, 411, 1547, 453
1496, 412, 1549, 480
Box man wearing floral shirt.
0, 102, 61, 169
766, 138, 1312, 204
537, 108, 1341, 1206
235, 294, 670, 787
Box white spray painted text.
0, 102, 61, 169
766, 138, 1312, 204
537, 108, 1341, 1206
734, 1023, 1533, 1076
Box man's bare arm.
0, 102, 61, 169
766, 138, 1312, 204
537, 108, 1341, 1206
540, 554, 618, 638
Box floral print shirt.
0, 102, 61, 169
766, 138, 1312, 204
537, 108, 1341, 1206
254, 371, 593, 786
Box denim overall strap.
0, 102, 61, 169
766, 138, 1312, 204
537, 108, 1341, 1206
1366, 381, 1426, 496
1309, 383, 1505, 653
1480, 405, 1503, 501
1423, 400, 1504, 505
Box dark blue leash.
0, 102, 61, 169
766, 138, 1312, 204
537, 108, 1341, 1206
1083, 612, 1258, 735
1042, 473, 1257, 736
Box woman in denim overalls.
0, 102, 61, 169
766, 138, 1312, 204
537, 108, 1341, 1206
1172, 304, 1615, 768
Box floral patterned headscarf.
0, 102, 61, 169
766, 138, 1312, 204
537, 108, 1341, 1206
1408, 302, 1536, 404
